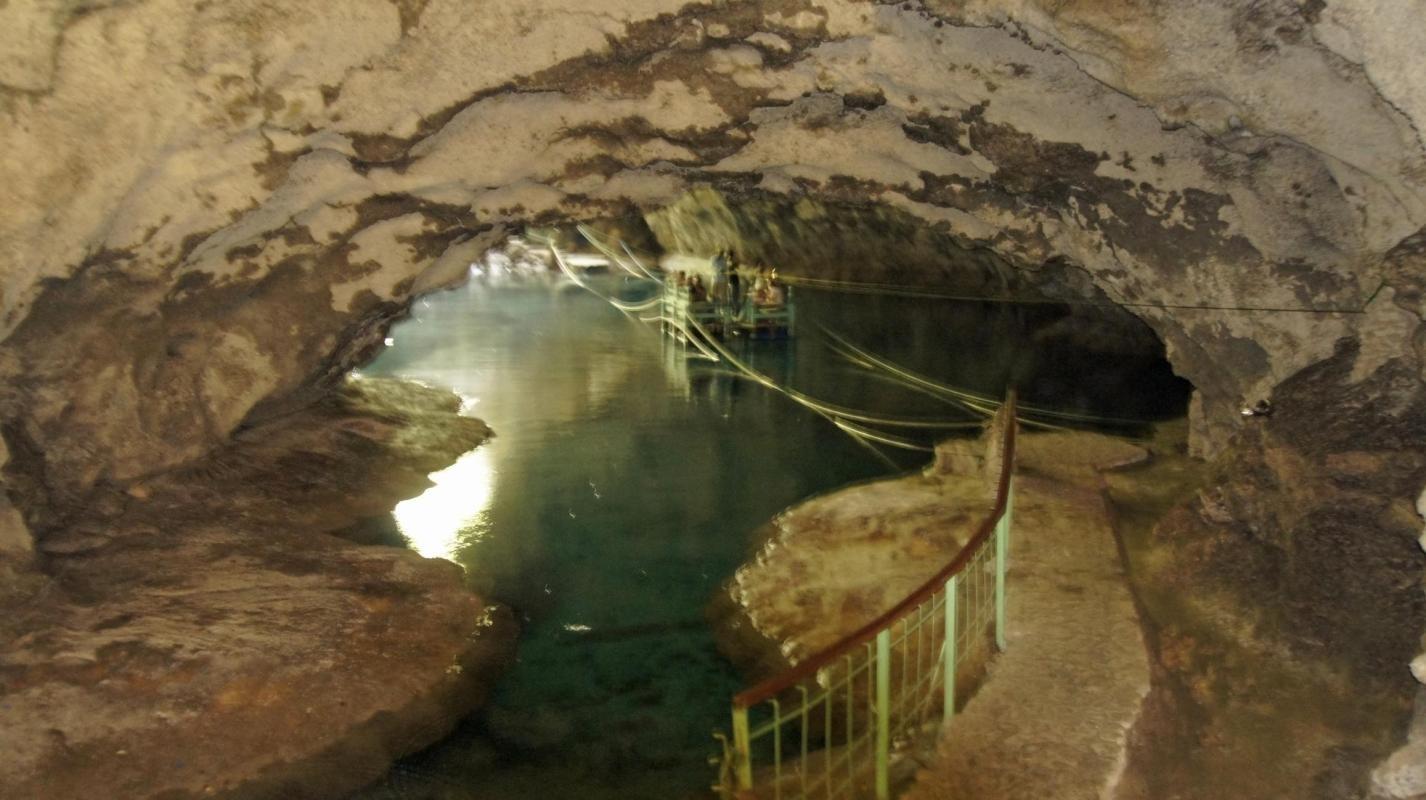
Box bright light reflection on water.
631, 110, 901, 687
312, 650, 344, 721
393, 446, 495, 560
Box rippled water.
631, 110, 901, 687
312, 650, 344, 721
354, 272, 1187, 799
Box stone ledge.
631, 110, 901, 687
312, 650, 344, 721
0, 378, 516, 800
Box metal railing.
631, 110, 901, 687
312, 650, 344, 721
714, 393, 1017, 799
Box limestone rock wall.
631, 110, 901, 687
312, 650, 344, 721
0, 437, 33, 569
645, 187, 1046, 295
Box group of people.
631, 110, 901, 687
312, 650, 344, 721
743, 271, 786, 307
668, 250, 786, 308
672, 271, 713, 302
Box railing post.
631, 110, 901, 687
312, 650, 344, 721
994, 481, 1012, 652
732, 706, 753, 793
943, 576, 958, 722
875, 629, 892, 800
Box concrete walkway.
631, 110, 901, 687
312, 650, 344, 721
904, 432, 1151, 800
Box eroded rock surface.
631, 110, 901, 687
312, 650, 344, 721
0, 379, 516, 799
0, 437, 32, 568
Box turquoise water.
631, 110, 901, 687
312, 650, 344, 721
354, 273, 1186, 799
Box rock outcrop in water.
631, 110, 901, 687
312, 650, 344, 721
1, 0, 1424, 795
0, 378, 516, 799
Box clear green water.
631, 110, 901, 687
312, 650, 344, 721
354, 273, 1187, 799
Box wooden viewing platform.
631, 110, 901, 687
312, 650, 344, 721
661, 283, 796, 341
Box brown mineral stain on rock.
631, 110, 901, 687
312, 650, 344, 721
1108, 421, 1419, 800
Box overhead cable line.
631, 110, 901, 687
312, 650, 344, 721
820, 326, 1147, 431
781, 274, 1383, 315
576, 224, 664, 282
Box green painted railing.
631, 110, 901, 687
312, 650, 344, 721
714, 393, 1017, 799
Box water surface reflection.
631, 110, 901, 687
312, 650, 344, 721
394, 447, 495, 561
356, 273, 1186, 799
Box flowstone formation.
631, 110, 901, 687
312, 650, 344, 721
2, 0, 1424, 796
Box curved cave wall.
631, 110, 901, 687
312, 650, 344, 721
1, 0, 1423, 766
644, 187, 1040, 293
641, 186, 1158, 345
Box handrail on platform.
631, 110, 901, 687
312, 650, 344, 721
715, 391, 1018, 800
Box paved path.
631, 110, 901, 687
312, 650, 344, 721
903, 432, 1151, 800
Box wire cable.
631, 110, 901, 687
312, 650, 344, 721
820, 326, 1154, 428
781, 274, 1383, 315
577, 224, 664, 282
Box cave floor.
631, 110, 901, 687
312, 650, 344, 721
901, 431, 1153, 800
902, 423, 1410, 800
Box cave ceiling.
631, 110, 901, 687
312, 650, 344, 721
0, 0, 1422, 493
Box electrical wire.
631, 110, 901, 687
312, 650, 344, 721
549, 243, 663, 313
679, 313, 952, 461
781, 274, 1383, 315
577, 224, 664, 282
820, 326, 1154, 428
544, 232, 1026, 467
